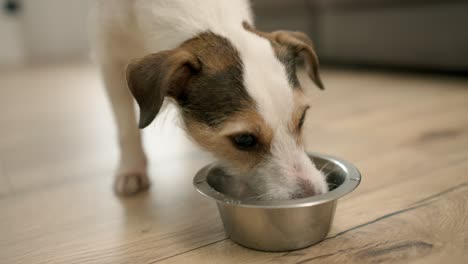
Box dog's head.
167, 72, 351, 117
126, 22, 327, 200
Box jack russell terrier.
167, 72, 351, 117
92, 0, 327, 200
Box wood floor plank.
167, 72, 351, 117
0, 155, 220, 264
0, 162, 11, 197
0, 63, 467, 263
155, 164, 468, 264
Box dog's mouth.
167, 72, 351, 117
206, 166, 332, 201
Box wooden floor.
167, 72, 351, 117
0, 62, 467, 264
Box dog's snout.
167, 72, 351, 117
293, 178, 316, 199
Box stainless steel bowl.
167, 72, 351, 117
193, 152, 361, 252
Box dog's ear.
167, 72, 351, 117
126, 49, 201, 128
242, 21, 324, 90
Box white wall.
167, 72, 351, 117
0, 10, 25, 66
21, 0, 92, 62
1, 0, 92, 65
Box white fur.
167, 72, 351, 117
92, 0, 254, 61
91, 0, 327, 198
235, 29, 328, 199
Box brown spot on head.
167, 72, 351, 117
185, 110, 273, 174
126, 31, 252, 128
126, 48, 201, 128
184, 89, 310, 174
291, 105, 310, 144
242, 21, 324, 90
273, 44, 301, 88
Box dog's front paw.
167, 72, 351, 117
114, 172, 150, 196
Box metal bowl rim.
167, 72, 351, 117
193, 152, 361, 209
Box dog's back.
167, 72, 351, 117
92, 0, 253, 62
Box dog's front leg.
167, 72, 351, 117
100, 60, 150, 195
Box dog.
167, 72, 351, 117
91, 0, 328, 200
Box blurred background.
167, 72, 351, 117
1, 0, 467, 71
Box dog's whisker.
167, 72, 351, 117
246, 192, 270, 201
323, 170, 333, 179
318, 162, 331, 174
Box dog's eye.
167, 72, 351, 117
298, 106, 310, 130
298, 114, 306, 129
231, 134, 258, 150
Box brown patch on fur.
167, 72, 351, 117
223, 110, 274, 148
180, 32, 241, 71
126, 31, 252, 128
175, 32, 253, 127
290, 90, 309, 144
184, 110, 273, 174
127, 49, 201, 128
242, 21, 324, 90
272, 42, 301, 88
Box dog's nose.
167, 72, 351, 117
293, 178, 316, 198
